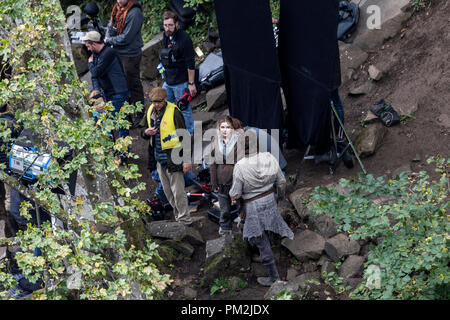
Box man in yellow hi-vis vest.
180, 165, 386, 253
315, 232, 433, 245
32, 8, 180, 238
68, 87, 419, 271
141, 87, 193, 225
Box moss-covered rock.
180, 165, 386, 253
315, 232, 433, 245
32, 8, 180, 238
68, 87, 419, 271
202, 235, 252, 286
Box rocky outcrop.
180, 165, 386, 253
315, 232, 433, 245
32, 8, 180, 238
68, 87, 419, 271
324, 233, 361, 262
282, 230, 325, 262
203, 235, 251, 285
146, 221, 204, 246
288, 187, 314, 219
354, 122, 388, 157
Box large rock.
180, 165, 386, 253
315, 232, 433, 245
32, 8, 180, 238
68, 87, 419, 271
288, 187, 314, 219
205, 235, 233, 265
140, 32, 164, 80
281, 230, 325, 262
309, 214, 338, 238
324, 233, 361, 262
205, 84, 227, 111
71, 43, 89, 77
203, 235, 251, 285
0, 220, 6, 260
354, 122, 388, 157
146, 221, 204, 246
349, 0, 413, 51
338, 255, 365, 279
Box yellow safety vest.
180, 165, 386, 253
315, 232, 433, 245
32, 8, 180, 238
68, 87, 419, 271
147, 102, 181, 150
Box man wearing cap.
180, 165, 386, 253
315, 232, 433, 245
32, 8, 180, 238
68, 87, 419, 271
160, 10, 196, 136
82, 30, 130, 141
141, 87, 193, 225
105, 0, 145, 128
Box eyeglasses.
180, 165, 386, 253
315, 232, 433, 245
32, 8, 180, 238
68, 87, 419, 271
152, 100, 164, 103
163, 23, 175, 28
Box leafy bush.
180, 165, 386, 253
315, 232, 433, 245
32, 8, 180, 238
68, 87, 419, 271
0, 0, 171, 299
309, 156, 449, 300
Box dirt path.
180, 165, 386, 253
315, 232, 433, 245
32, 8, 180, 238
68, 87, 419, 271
128, 0, 449, 300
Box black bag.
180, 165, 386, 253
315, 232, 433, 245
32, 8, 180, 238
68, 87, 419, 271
159, 47, 174, 68
337, 1, 359, 41
197, 52, 225, 92
370, 99, 400, 127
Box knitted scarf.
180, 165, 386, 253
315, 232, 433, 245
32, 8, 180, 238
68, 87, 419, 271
110, 0, 135, 35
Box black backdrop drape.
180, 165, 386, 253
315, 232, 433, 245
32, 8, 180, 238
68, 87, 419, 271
214, 0, 340, 151
279, 0, 340, 152
214, 0, 283, 130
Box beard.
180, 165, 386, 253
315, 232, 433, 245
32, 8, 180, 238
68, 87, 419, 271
165, 27, 176, 37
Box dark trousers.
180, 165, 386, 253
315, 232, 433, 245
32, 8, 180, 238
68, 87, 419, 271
218, 193, 233, 231
248, 231, 275, 264
119, 55, 144, 107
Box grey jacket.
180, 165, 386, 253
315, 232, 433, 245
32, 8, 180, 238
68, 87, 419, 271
106, 4, 144, 57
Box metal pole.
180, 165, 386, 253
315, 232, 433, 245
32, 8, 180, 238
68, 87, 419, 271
330, 101, 367, 175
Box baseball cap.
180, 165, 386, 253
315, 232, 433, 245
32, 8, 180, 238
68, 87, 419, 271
80, 31, 101, 42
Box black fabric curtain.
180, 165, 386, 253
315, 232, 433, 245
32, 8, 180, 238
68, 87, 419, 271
279, 0, 341, 152
214, 0, 283, 130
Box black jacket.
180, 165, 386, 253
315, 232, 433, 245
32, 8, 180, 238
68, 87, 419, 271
89, 45, 129, 96
106, 3, 144, 57
141, 103, 191, 173
161, 28, 196, 85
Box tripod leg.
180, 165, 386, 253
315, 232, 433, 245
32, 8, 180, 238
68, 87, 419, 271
330, 101, 367, 175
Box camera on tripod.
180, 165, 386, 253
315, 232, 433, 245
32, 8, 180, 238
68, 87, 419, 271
69, 2, 107, 45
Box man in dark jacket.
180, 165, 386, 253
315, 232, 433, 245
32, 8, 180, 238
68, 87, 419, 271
82, 30, 130, 139
141, 87, 193, 225
160, 10, 196, 136
106, 0, 145, 128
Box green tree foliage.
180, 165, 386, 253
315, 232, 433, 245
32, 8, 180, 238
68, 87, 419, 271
0, 0, 171, 299
309, 156, 449, 299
